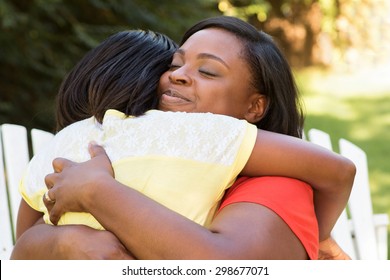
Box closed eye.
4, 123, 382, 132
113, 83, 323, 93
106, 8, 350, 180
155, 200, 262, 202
199, 69, 217, 77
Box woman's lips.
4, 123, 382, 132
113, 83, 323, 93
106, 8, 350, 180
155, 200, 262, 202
161, 90, 191, 103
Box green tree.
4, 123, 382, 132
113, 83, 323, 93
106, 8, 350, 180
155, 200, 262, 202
0, 0, 220, 132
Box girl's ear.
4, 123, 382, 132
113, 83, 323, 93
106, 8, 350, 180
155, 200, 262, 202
244, 94, 268, 124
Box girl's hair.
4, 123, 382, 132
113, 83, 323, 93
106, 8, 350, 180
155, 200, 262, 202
56, 30, 177, 131
181, 16, 304, 138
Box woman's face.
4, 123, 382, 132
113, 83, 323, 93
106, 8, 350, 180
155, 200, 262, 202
158, 28, 261, 120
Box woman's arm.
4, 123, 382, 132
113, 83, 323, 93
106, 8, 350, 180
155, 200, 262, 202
42, 135, 354, 258
44, 139, 353, 259
43, 144, 307, 259
13, 173, 347, 259
13, 203, 306, 260
241, 130, 356, 241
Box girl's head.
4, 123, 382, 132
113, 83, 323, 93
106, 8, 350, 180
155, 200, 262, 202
56, 30, 177, 131
158, 16, 304, 138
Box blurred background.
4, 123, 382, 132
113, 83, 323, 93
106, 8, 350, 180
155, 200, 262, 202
1, 0, 389, 256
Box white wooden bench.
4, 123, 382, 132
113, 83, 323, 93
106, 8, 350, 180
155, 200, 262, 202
0, 124, 54, 260
308, 128, 389, 260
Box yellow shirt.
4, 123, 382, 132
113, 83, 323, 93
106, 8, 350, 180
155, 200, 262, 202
20, 109, 257, 229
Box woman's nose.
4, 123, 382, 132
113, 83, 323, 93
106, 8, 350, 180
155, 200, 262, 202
169, 68, 192, 85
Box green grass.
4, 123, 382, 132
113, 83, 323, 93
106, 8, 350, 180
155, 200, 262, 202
295, 65, 390, 259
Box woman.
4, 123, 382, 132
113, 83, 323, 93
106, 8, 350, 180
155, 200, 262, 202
12, 16, 354, 260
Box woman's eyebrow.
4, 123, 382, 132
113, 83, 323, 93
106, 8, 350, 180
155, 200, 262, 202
197, 53, 230, 69
176, 49, 230, 69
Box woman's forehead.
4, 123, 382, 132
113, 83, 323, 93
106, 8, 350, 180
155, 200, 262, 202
179, 28, 245, 62
182, 29, 242, 51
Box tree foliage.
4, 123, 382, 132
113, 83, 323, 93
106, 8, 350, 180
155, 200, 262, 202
0, 0, 220, 131
1, 0, 388, 131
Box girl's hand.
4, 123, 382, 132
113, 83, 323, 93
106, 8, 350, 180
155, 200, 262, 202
318, 236, 351, 260
43, 142, 114, 225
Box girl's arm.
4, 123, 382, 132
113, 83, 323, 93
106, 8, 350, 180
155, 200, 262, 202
11, 223, 134, 260
13, 198, 134, 259
15, 200, 44, 239
241, 130, 356, 241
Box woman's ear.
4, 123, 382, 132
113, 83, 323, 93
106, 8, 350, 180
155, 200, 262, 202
244, 94, 268, 124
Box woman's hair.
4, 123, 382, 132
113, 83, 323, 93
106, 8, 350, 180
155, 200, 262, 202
56, 30, 177, 131
181, 16, 305, 138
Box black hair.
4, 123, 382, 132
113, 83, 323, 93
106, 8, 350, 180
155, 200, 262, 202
56, 30, 177, 131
